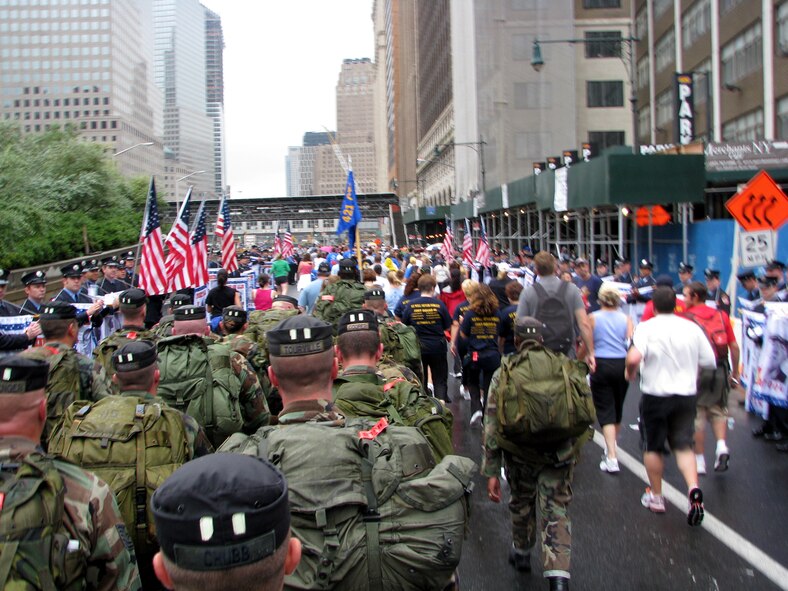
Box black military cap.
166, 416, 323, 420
758, 275, 779, 287
60, 263, 83, 278
317, 262, 331, 274
339, 258, 357, 269
169, 293, 193, 308
238, 251, 251, 259
21, 270, 47, 286
272, 295, 298, 308
595, 259, 607, 267
223, 305, 247, 323
151, 454, 290, 572
615, 258, 629, 266
704, 268, 720, 279
267, 315, 333, 357
678, 262, 694, 273
113, 341, 157, 372
173, 305, 207, 321
81, 258, 100, 272
119, 288, 148, 310
0, 356, 49, 394
639, 259, 653, 270
40, 301, 77, 320
122, 250, 135, 261
514, 316, 544, 342
101, 255, 122, 268
0, 268, 8, 286
766, 260, 786, 271
337, 309, 379, 336
737, 269, 757, 281
364, 288, 385, 301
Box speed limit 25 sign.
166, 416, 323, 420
740, 230, 775, 267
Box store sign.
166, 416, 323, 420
674, 73, 694, 145
705, 141, 788, 172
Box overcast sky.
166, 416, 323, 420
200, 0, 375, 198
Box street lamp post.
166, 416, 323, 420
112, 141, 154, 157
531, 35, 639, 154
433, 138, 487, 212
175, 170, 206, 204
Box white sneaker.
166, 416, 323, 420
469, 410, 483, 426
460, 385, 470, 400
599, 457, 620, 473
714, 445, 730, 472
696, 454, 707, 475
427, 383, 434, 394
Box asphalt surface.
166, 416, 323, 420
448, 375, 788, 591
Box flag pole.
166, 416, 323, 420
355, 225, 363, 280
131, 178, 153, 287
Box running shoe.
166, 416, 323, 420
599, 457, 620, 473
687, 487, 704, 526
640, 488, 666, 513
714, 446, 730, 472
696, 454, 707, 475
469, 410, 483, 426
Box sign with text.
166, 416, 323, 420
725, 170, 788, 231
706, 141, 788, 172
740, 230, 775, 267
674, 73, 694, 145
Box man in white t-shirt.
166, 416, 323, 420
626, 286, 716, 526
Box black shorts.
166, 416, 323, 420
590, 357, 628, 426
639, 394, 697, 454
274, 275, 289, 286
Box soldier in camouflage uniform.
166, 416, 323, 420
151, 292, 192, 339
163, 305, 270, 438
19, 302, 113, 446
483, 317, 573, 591
93, 289, 158, 384
218, 305, 258, 363
0, 355, 141, 591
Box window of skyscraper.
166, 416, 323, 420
586, 81, 624, 107
585, 31, 621, 58
583, 0, 621, 7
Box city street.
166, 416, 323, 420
450, 376, 788, 591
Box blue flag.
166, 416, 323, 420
337, 171, 362, 248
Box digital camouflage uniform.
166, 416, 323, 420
483, 367, 574, 580
0, 436, 142, 591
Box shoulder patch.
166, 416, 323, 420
321, 295, 335, 302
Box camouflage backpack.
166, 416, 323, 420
219, 419, 475, 591
379, 319, 423, 383
92, 329, 157, 392
333, 374, 454, 460
493, 343, 596, 455
0, 452, 88, 590
243, 308, 300, 415
21, 346, 84, 447
48, 396, 190, 556
155, 334, 243, 447
151, 315, 175, 339
313, 280, 366, 330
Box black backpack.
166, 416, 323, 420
532, 281, 574, 354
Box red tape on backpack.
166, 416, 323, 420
358, 417, 389, 440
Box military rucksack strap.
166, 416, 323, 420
0, 540, 19, 589
134, 403, 148, 548
203, 353, 216, 434
63, 404, 93, 458
314, 509, 340, 589
358, 440, 383, 590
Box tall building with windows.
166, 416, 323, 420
205, 6, 225, 197
0, 0, 164, 178
152, 0, 216, 201
635, 0, 786, 145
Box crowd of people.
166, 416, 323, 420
0, 239, 786, 591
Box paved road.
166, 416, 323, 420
448, 375, 788, 591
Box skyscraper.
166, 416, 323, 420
151, 0, 216, 201
205, 6, 226, 197
0, 0, 163, 178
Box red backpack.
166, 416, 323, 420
685, 308, 729, 362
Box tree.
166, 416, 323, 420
0, 123, 148, 268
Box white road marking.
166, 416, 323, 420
592, 430, 788, 591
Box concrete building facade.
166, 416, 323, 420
0, 0, 164, 178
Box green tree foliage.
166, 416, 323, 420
0, 123, 149, 268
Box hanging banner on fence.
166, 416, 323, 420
194, 285, 208, 309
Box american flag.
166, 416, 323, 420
441, 217, 454, 261
282, 222, 294, 258
137, 178, 167, 295
273, 224, 282, 256
476, 217, 490, 268
462, 218, 475, 268
164, 186, 193, 291
215, 196, 238, 273
190, 199, 209, 286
